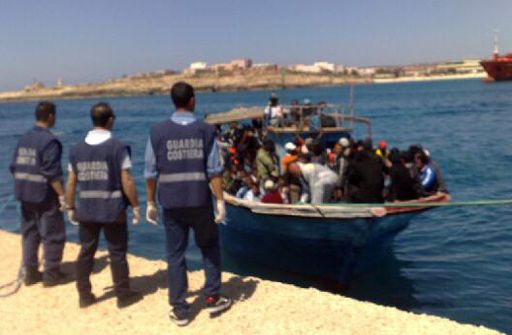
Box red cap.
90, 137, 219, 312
379, 140, 387, 149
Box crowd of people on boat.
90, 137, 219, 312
219, 97, 447, 205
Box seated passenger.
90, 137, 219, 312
423, 149, 448, 193
346, 141, 386, 203
415, 151, 438, 195
256, 139, 279, 181
281, 142, 298, 173
288, 162, 338, 204
389, 151, 422, 201
261, 179, 284, 204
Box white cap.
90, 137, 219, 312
284, 142, 296, 151
339, 137, 350, 147
263, 179, 275, 190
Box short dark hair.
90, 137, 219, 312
35, 101, 56, 122
263, 139, 275, 152
415, 151, 429, 165
90, 102, 115, 127
171, 82, 195, 108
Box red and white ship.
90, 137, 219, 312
480, 33, 512, 81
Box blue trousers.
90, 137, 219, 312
76, 221, 130, 298
20, 196, 65, 278
163, 206, 221, 318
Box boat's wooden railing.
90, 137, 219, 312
224, 193, 451, 219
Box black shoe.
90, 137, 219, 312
206, 295, 232, 316
43, 271, 68, 287
168, 310, 190, 327
79, 293, 97, 308
116, 290, 143, 308
24, 268, 43, 286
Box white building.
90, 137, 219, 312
185, 62, 208, 75
289, 61, 344, 73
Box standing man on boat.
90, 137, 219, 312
66, 102, 142, 308
144, 82, 232, 326
9, 101, 67, 287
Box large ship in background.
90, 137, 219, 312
480, 33, 512, 81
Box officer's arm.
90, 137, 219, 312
121, 169, 139, 208
146, 178, 157, 203
210, 176, 224, 201
50, 179, 65, 197
42, 141, 65, 197
65, 170, 77, 209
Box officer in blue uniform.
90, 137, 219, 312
145, 82, 232, 326
66, 102, 142, 308
9, 101, 67, 287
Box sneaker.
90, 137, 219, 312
206, 295, 232, 316
168, 310, 190, 327
116, 290, 143, 308
43, 271, 68, 287
79, 292, 97, 308
24, 269, 43, 286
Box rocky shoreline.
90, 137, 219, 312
0, 71, 370, 103
0, 230, 503, 334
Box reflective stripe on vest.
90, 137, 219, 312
80, 190, 122, 199
14, 172, 46, 183
159, 172, 206, 183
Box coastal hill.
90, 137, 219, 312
0, 68, 369, 103
0, 59, 487, 103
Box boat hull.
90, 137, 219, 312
220, 203, 418, 283
480, 59, 512, 81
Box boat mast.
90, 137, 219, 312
349, 83, 354, 131
493, 29, 500, 59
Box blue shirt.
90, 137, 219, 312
420, 164, 437, 192
144, 111, 224, 179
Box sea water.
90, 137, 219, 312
1, 79, 511, 333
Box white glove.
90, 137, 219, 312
58, 195, 66, 212
299, 193, 309, 203
132, 206, 141, 225
146, 201, 159, 225
67, 209, 79, 226
214, 200, 226, 224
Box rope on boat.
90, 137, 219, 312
0, 195, 24, 298
0, 195, 14, 216
0, 263, 24, 298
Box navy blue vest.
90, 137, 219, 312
150, 119, 216, 209
69, 138, 128, 223
11, 127, 62, 203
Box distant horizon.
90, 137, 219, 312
1, 0, 510, 91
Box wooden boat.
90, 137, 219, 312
221, 192, 450, 283
207, 104, 450, 282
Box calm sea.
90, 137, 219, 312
1, 79, 511, 333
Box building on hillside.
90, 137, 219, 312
24, 81, 45, 92
251, 63, 279, 72
185, 62, 208, 75
288, 61, 344, 74
434, 58, 485, 74
357, 67, 377, 77
230, 58, 253, 69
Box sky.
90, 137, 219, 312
0, 0, 511, 91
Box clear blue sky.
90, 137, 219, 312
1, 0, 511, 90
